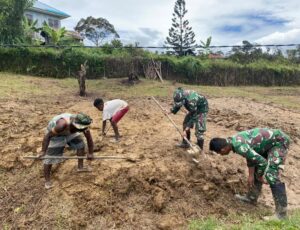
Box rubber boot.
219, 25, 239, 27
270, 182, 288, 219
235, 178, 262, 205
176, 139, 189, 148
197, 138, 204, 150
176, 130, 190, 148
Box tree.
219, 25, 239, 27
75, 16, 119, 47
165, 0, 196, 56
0, 0, 35, 44
198, 36, 212, 55
287, 45, 300, 62
21, 16, 40, 44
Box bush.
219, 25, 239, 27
0, 47, 300, 86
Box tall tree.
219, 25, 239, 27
75, 16, 119, 47
0, 0, 35, 43
165, 0, 196, 56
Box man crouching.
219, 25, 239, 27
209, 128, 290, 219
39, 113, 94, 189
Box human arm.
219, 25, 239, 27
83, 129, 94, 159
247, 166, 255, 188
102, 120, 107, 135
235, 143, 268, 177
39, 132, 52, 157
170, 102, 182, 114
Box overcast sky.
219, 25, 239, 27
42, 0, 300, 48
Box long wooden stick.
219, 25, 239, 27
24, 156, 133, 161
151, 96, 198, 153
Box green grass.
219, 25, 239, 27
189, 210, 300, 230
0, 73, 42, 98
0, 72, 299, 110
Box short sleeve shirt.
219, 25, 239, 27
102, 99, 128, 121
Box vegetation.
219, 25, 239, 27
0, 45, 300, 86
189, 210, 300, 230
41, 23, 66, 45
0, 0, 35, 44
75, 16, 119, 47
165, 0, 196, 56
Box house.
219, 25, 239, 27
24, 1, 70, 29
208, 53, 224, 59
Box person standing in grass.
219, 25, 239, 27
39, 113, 94, 189
169, 87, 209, 151
209, 128, 290, 220
94, 98, 129, 142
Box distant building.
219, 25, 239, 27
208, 53, 224, 59
24, 1, 70, 29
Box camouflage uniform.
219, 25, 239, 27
228, 128, 290, 218
171, 89, 209, 141
227, 128, 290, 185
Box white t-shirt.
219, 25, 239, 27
103, 99, 128, 121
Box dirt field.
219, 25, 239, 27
0, 74, 299, 229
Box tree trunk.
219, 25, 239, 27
78, 62, 87, 96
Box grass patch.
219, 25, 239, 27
189, 210, 300, 230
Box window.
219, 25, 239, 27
25, 14, 33, 24
48, 18, 60, 29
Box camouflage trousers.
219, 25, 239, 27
183, 112, 207, 140
257, 144, 288, 185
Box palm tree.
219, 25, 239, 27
41, 23, 66, 45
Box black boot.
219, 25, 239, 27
176, 139, 189, 148
270, 182, 288, 219
197, 139, 204, 150
235, 178, 262, 205
176, 130, 191, 148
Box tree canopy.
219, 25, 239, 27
75, 16, 119, 47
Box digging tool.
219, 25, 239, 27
24, 155, 137, 163
151, 96, 203, 157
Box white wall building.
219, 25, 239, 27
24, 1, 70, 29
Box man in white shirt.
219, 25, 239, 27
94, 98, 129, 142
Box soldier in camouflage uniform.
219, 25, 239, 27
209, 128, 290, 219
170, 87, 209, 150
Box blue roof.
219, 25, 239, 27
31, 1, 70, 18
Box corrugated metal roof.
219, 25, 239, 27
30, 1, 70, 19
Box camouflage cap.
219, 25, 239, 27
173, 87, 184, 103
72, 113, 93, 130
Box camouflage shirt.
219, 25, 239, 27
228, 128, 290, 171
171, 90, 208, 114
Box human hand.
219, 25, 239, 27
87, 154, 94, 160
257, 176, 268, 184
37, 151, 46, 159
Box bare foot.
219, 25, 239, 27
77, 166, 93, 172
110, 138, 120, 143
45, 182, 54, 190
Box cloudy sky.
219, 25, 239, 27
41, 0, 300, 47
